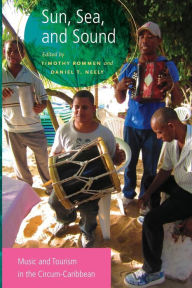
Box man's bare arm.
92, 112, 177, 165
170, 82, 184, 107
114, 77, 134, 103
138, 168, 172, 207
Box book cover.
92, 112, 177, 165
2, 1, 192, 288
2, 1, 131, 287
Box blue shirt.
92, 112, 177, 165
119, 56, 179, 129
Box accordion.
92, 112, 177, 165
131, 61, 167, 102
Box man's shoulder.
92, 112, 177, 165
157, 56, 176, 68
119, 59, 138, 80
123, 58, 138, 69
157, 55, 167, 61
187, 124, 192, 145
57, 122, 71, 134
2, 65, 31, 79
2, 67, 7, 80
2, 66, 7, 73
22, 66, 39, 78
97, 123, 115, 138
98, 123, 110, 132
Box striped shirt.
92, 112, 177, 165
2, 65, 47, 133
161, 124, 192, 193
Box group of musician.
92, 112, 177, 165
2, 22, 192, 288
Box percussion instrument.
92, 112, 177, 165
49, 137, 121, 209
131, 61, 167, 102
2, 82, 36, 117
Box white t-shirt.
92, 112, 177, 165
161, 124, 192, 193
2, 65, 47, 133
51, 121, 116, 158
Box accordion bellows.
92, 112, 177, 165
131, 61, 167, 102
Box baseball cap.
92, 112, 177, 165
137, 22, 161, 38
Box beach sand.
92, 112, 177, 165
3, 151, 192, 288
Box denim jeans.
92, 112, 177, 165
123, 126, 162, 199
49, 191, 99, 235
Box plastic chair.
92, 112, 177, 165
96, 108, 125, 139
103, 116, 124, 139
98, 137, 132, 239
174, 106, 191, 122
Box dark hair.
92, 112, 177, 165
151, 107, 179, 125
73, 90, 94, 105
4, 39, 24, 53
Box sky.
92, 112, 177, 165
2, 1, 28, 39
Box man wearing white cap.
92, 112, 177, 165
115, 22, 183, 217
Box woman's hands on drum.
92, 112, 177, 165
113, 143, 126, 166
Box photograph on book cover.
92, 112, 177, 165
2, 0, 192, 287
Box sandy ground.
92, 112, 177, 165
2, 146, 192, 288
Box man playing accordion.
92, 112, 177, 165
115, 22, 183, 216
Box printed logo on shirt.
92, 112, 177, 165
75, 138, 91, 149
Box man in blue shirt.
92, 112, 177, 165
115, 22, 183, 213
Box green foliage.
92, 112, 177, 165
2, 27, 13, 62
13, 0, 39, 14
2, 27, 13, 43
2, 0, 8, 5
121, 0, 192, 81
5, 0, 192, 83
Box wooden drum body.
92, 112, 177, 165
49, 137, 121, 209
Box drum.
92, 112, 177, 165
49, 137, 121, 209
131, 61, 167, 102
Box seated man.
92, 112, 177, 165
49, 90, 125, 248
124, 107, 192, 287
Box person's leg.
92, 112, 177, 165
48, 191, 77, 223
140, 129, 162, 198
5, 131, 33, 185
78, 200, 99, 235
143, 177, 192, 273
143, 175, 161, 209
24, 131, 52, 189
125, 178, 192, 287
143, 195, 192, 273
123, 126, 141, 199
78, 199, 99, 248
137, 175, 160, 224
